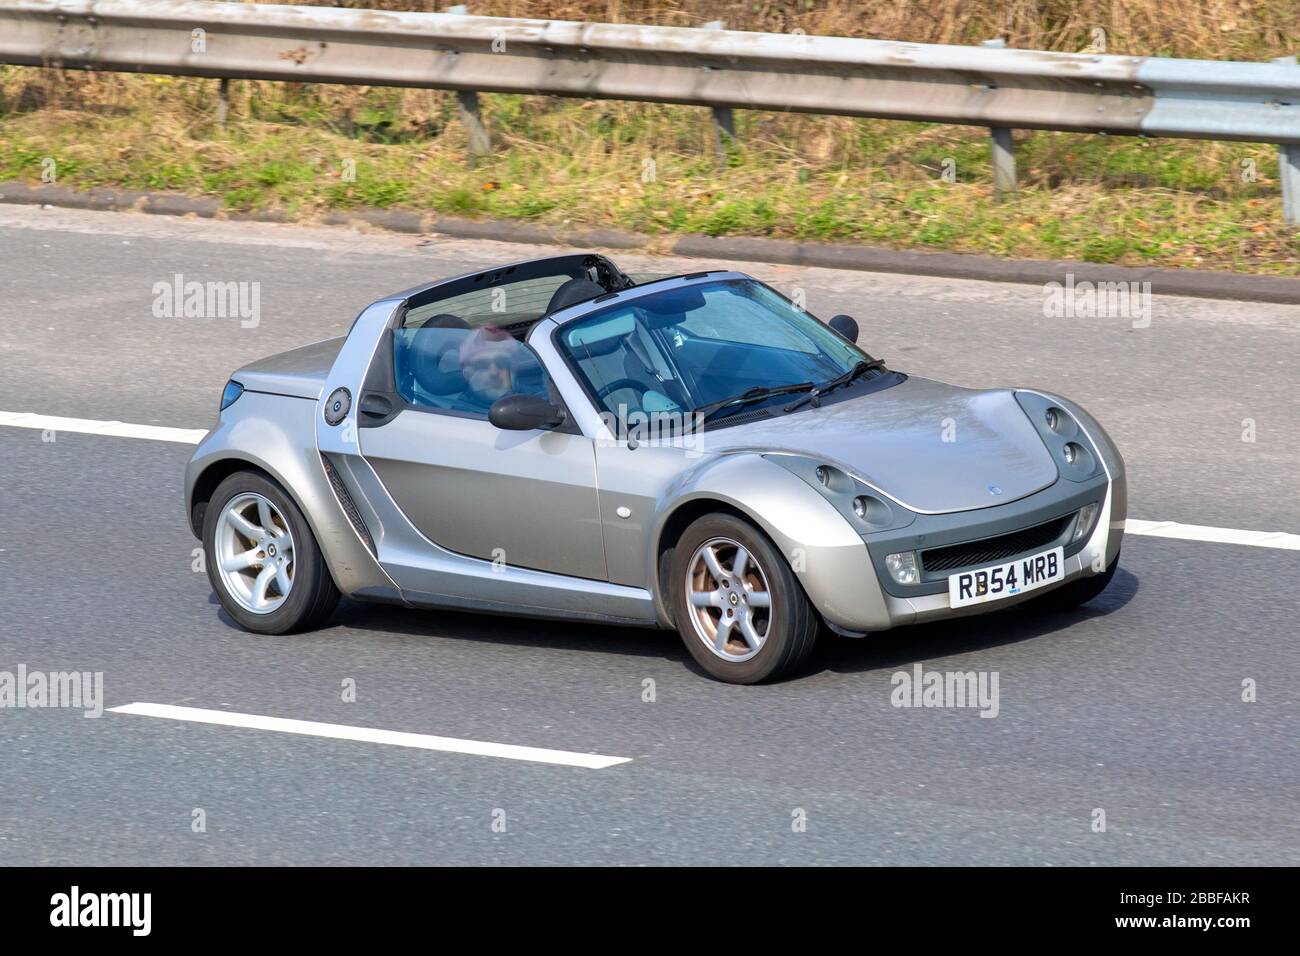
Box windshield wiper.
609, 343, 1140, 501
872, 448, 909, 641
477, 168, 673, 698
693, 382, 815, 425
783, 358, 886, 413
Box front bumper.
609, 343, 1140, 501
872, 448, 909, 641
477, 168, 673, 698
864, 472, 1107, 599
826, 470, 1124, 634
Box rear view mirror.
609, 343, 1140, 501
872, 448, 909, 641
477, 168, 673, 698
489, 393, 565, 431
829, 314, 859, 343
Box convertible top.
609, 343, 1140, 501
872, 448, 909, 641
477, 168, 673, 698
389, 253, 637, 338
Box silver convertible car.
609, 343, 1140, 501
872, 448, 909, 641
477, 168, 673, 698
185, 253, 1126, 683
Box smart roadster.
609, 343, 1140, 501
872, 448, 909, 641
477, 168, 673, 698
185, 253, 1126, 683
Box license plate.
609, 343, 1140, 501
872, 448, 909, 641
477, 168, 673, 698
948, 546, 1064, 609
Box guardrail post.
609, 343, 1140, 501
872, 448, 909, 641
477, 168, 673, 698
982, 39, 1017, 201
456, 91, 491, 165
1281, 144, 1300, 226
702, 21, 736, 165
1274, 56, 1300, 226
448, 4, 491, 166
216, 78, 230, 126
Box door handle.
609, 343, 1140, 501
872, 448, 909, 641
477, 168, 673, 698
358, 393, 393, 419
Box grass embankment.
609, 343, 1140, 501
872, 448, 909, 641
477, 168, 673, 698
1, 0, 1297, 274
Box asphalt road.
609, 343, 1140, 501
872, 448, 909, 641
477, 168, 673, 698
0, 205, 1297, 865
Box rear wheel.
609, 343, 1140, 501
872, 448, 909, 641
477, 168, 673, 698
670, 514, 819, 684
204, 471, 339, 634
1025, 551, 1119, 612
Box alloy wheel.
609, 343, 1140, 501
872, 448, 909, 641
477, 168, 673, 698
684, 536, 773, 662
214, 492, 295, 614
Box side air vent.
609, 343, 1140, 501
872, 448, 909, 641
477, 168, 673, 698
320, 453, 377, 556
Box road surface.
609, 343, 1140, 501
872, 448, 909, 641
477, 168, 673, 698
1, 205, 1296, 864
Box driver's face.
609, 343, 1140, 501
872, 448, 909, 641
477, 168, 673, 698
464, 352, 513, 403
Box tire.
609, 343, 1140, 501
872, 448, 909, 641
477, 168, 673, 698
669, 513, 820, 684
1024, 551, 1119, 613
203, 470, 340, 634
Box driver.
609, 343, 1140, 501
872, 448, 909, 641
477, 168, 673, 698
457, 326, 518, 411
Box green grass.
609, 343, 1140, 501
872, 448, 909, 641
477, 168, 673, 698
1, 73, 1296, 275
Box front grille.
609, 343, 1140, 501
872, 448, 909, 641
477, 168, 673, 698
920, 515, 1072, 573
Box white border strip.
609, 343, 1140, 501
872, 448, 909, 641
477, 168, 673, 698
3, 410, 1298, 552
1125, 519, 1300, 550
0, 411, 206, 444
108, 702, 631, 769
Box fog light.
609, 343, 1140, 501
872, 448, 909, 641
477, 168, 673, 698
1063, 442, 1077, 465
1072, 502, 1100, 542
885, 550, 920, 586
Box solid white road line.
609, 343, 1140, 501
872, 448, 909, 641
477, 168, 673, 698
3, 410, 1298, 552
1123, 518, 1300, 550
0, 411, 206, 444
107, 702, 632, 770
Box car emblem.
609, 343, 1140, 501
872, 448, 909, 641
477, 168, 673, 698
987, 484, 1003, 496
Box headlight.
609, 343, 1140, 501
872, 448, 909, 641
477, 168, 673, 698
1062, 441, 1095, 474
885, 550, 920, 585
1071, 502, 1100, 542
1014, 391, 1102, 482
760, 455, 915, 533
220, 380, 244, 411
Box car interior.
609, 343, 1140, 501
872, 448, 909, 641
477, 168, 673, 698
390, 255, 629, 417
385, 256, 861, 426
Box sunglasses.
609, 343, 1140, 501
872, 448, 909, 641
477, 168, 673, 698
466, 356, 512, 374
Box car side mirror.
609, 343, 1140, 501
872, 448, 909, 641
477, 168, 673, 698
489, 393, 565, 431
829, 314, 859, 343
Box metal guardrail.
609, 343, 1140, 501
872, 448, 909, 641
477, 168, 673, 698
1, 0, 1297, 221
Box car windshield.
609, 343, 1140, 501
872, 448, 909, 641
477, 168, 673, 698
556, 278, 870, 423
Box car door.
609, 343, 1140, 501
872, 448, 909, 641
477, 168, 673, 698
357, 326, 607, 582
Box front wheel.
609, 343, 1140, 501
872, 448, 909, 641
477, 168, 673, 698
669, 514, 820, 684
203, 471, 340, 634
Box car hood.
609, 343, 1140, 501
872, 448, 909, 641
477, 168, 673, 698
708, 375, 1059, 514
230, 336, 344, 400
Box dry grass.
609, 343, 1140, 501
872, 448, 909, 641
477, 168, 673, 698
307, 0, 1299, 60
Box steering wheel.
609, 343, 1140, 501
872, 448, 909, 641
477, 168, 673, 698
595, 378, 652, 403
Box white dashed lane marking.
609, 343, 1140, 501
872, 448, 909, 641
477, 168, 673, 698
108, 703, 632, 769
0, 410, 207, 444
1122, 519, 1300, 550
3, 410, 1298, 551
